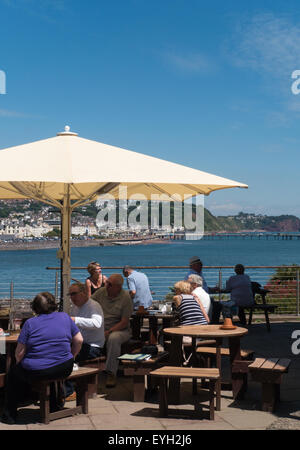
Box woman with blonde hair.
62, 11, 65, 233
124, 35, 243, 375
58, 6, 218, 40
173, 281, 210, 365
85, 261, 107, 297
173, 281, 210, 326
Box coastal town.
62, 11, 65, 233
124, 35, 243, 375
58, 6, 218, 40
0, 199, 299, 247
0, 199, 178, 245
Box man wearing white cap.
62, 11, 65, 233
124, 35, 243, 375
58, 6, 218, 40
184, 256, 209, 292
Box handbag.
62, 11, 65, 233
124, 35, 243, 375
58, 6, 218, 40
141, 344, 158, 356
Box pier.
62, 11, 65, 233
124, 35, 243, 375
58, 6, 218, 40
160, 232, 300, 241
201, 233, 300, 241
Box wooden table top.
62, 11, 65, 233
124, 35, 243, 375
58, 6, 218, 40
0, 332, 20, 343
132, 311, 176, 319
163, 324, 248, 338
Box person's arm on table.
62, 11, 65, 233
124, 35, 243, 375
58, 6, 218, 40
71, 314, 103, 329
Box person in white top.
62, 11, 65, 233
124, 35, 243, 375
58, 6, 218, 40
188, 274, 212, 319
64, 282, 105, 400
69, 282, 105, 361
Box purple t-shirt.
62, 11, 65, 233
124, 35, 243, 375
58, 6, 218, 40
18, 311, 80, 371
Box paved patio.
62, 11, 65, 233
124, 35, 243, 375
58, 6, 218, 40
1, 320, 300, 431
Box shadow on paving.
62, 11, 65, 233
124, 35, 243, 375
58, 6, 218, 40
226, 321, 300, 428
131, 406, 212, 421
0, 320, 299, 429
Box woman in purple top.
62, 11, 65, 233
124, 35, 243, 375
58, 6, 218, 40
1, 292, 83, 424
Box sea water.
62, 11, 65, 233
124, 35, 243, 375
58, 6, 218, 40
0, 238, 299, 300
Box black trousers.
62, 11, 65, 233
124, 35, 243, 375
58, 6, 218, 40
3, 358, 74, 417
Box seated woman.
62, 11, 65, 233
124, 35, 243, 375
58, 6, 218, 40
85, 261, 107, 297
173, 280, 210, 327
173, 281, 210, 364
1, 292, 83, 425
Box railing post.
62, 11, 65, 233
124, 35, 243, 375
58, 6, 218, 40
55, 270, 59, 301
218, 269, 222, 301
9, 281, 14, 331
297, 270, 300, 316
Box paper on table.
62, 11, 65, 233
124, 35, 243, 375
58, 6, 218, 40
118, 353, 152, 361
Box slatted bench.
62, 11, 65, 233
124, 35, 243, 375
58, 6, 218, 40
120, 351, 169, 401
149, 366, 220, 420
249, 357, 291, 412
196, 347, 254, 366
32, 366, 99, 424
164, 339, 217, 363
78, 356, 106, 398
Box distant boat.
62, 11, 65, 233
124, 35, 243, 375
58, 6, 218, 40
113, 240, 143, 245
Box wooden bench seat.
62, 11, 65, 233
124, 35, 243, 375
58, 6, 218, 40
78, 356, 106, 398
164, 339, 217, 354
150, 366, 220, 420
249, 357, 291, 412
196, 347, 254, 359
120, 351, 169, 401
32, 366, 99, 424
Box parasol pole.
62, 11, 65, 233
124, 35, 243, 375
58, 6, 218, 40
59, 183, 71, 313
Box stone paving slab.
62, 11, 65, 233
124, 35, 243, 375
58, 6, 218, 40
1, 321, 300, 431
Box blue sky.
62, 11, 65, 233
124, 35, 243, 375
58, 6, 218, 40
0, 0, 300, 217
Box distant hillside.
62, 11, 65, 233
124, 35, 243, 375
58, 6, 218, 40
206, 212, 300, 232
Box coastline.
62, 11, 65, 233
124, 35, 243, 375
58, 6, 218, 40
0, 237, 171, 252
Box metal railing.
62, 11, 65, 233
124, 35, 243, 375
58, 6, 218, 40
0, 265, 299, 316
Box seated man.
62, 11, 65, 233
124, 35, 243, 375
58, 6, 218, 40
69, 282, 105, 361
65, 282, 105, 399
188, 274, 212, 318
185, 256, 221, 323
123, 265, 153, 310
92, 274, 133, 388
184, 256, 209, 292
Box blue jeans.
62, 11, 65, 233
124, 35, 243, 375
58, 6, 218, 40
75, 343, 103, 363
219, 300, 238, 318
64, 344, 103, 397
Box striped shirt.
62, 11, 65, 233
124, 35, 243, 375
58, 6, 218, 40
178, 294, 208, 326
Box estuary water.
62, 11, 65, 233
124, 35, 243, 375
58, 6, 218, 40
0, 238, 299, 300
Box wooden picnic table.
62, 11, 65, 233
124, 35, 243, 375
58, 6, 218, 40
131, 310, 178, 344
163, 324, 248, 405
0, 332, 19, 372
